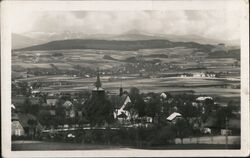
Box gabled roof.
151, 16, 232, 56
110, 94, 131, 109
166, 112, 182, 121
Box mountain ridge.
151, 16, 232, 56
14, 38, 214, 52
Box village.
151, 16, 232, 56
11, 69, 240, 149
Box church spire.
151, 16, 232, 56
119, 78, 123, 96
94, 69, 102, 90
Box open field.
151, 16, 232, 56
12, 46, 240, 104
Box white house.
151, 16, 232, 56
112, 94, 132, 122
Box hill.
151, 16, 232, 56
15, 39, 213, 52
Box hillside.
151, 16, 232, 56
15, 39, 214, 52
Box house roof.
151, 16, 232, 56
196, 96, 213, 101
166, 112, 182, 121
110, 94, 131, 109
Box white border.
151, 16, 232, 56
1, 0, 249, 157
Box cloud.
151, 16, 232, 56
11, 10, 241, 41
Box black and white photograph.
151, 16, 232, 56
1, 0, 249, 157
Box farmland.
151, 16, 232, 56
12, 40, 241, 105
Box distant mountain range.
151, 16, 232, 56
14, 39, 214, 52
12, 32, 240, 50
12, 34, 46, 49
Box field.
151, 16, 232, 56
12, 46, 240, 105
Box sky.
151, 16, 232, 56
11, 10, 241, 42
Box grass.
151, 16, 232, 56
12, 141, 240, 151
12, 141, 126, 151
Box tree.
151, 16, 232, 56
215, 101, 236, 129
27, 119, 37, 139
22, 98, 32, 113
178, 102, 200, 119
31, 82, 42, 90
84, 96, 114, 127
145, 94, 161, 122
173, 119, 192, 144
129, 87, 146, 117
129, 87, 140, 102
17, 82, 31, 96
134, 96, 146, 117
201, 98, 215, 122
38, 110, 53, 128
55, 100, 66, 127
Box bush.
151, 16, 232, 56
12, 135, 32, 141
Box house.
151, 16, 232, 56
12, 113, 42, 137
166, 112, 182, 123
46, 96, 58, 106
63, 100, 73, 108
11, 113, 24, 136
111, 92, 132, 123
196, 96, 213, 102
63, 100, 77, 118
141, 116, 153, 123
160, 92, 167, 99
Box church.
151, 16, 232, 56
91, 71, 105, 99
